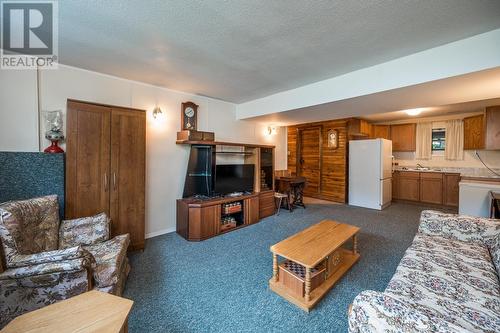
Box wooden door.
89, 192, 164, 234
297, 127, 322, 197
110, 108, 146, 250
463, 114, 485, 150
244, 196, 260, 225
390, 124, 416, 151
443, 173, 460, 207
420, 173, 443, 205
66, 101, 111, 219
398, 172, 420, 201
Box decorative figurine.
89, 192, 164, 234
44, 110, 64, 153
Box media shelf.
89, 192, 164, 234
176, 193, 259, 241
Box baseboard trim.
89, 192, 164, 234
145, 227, 176, 239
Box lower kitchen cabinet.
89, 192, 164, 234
443, 173, 460, 207
393, 171, 460, 207
397, 171, 420, 201
420, 172, 443, 205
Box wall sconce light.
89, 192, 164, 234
152, 106, 163, 119
267, 125, 277, 135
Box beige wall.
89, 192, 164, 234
0, 65, 287, 237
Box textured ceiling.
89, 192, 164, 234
58, 1, 500, 103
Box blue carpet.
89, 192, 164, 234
124, 202, 446, 332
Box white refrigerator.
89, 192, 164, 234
349, 139, 393, 210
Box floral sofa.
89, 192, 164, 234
0, 195, 130, 328
349, 210, 500, 333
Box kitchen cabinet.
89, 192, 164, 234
392, 171, 399, 199
349, 119, 371, 137
464, 107, 500, 150
393, 171, 460, 207
397, 171, 420, 201
485, 106, 500, 150
420, 172, 443, 205
463, 114, 485, 150
371, 125, 391, 140
390, 124, 416, 152
443, 173, 460, 207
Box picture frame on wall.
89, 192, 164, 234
327, 129, 338, 149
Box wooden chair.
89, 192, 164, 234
274, 192, 291, 215
490, 191, 500, 218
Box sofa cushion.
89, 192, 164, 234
386, 233, 500, 333
83, 234, 129, 289
489, 232, 500, 278
59, 213, 110, 249
0, 195, 59, 262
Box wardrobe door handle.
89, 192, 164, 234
113, 172, 117, 191
104, 173, 108, 192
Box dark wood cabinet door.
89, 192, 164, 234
297, 127, 321, 197
420, 173, 443, 205
188, 205, 219, 240
390, 124, 416, 152
259, 191, 276, 218
66, 101, 111, 219
443, 173, 460, 207
398, 172, 420, 201
464, 114, 485, 150
245, 196, 260, 225
110, 108, 146, 250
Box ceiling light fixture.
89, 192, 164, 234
405, 108, 423, 116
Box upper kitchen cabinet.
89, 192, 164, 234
348, 119, 371, 137
464, 107, 500, 150
463, 114, 485, 150
390, 123, 416, 152
371, 125, 391, 140
485, 106, 500, 150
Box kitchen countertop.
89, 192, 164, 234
394, 166, 500, 179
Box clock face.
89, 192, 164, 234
184, 107, 195, 118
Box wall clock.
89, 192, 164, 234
181, 101, 198, 131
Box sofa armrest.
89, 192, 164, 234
418, 210, 500, 245
59, 213, 110, 249
7, 246, 93, 268
0, 257, 93, 280
348, 291, 463, 333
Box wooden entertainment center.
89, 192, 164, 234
176, 140, 275, 241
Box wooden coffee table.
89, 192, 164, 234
269, 220, 360, 312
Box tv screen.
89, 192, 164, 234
215, 164, 255, 195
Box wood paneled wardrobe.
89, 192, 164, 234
65, 100, 146, 250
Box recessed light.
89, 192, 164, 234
405, 108, 423, 116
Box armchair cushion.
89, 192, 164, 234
84, 234, 129, 289
0, 195, 59, 262
0, 257, 93, 280
7, 246, 93, 268
59, 213, 110, 249
418, 210, 500, 246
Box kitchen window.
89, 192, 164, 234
432, 128, 446, 151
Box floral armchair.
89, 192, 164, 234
0, 195, 130, 328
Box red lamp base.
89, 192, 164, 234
44, 140, 64, 153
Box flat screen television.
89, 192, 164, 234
215, 164, 254, 195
